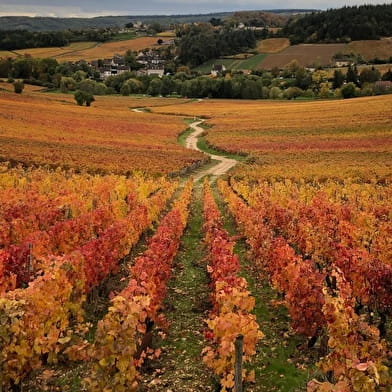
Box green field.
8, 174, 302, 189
108, 32, 138, 41
194, 54, 267, 73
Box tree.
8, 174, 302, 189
121, 78, 143, 95
12, 56, 33, 79
359, 67, 381, 85
341, 82, 357, 99
147, 78, 162, 96
346, 65, 359, 86
74, 90, 95, 106
382, 68, 392, 81
269, 86, 282, 99
77, 79, 107, 95
0, 58, 12, 78
209, 18, 223, 26
284, 86, 303, 100
60, 76, 77, 93
332, 69, 345, 89
149, 23, 163, 34
283, 60, 301, 78
13, 80, 24, 94
318, 82, 330, 98
73, 70, 87, 82
124, 50, 142, 70
295, 67, 312, 90
85, 93, 95, 106
160, 76, 174, 96
74, 90, 85, 106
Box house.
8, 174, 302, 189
211, 64, 226, 76
147, 68, 165, 77
374, 80, 392, 93
335, 60, 352, 67
95, 56, 130, 79
160, 39, 175, 46
113, 55, 126, 66
99, 67, 112, 79
136, 50, 166, 76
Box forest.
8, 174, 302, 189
282, 4, 392, 44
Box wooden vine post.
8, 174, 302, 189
234, 334, 244, 392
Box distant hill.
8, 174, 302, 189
283, 4, 392, 43
230, 11, 289, 27
0, 10, 315, 32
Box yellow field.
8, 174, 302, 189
257, 38, 290, 53
13, 41, 97, 59
55, 37, 159, 61
0, 37, 159, 62
0, 50, 15, 58
156, 31, 176, 37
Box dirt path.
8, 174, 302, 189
186, 120, 238, 181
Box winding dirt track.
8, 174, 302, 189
186, 121, 238, 181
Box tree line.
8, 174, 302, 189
2, 55, 391, 102
282, 4, 392, 44
0, 28, 122, 51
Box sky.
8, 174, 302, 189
0, 0, 387, 17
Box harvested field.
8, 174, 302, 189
258, 43, 346, 69
14, 42, 97, 59
156, 30, 176, 37
0, 37, 159, 62
56, 37, 159, 62
257, 38, 290, 53
344, 37, 392, 61
0, 50, 15, 58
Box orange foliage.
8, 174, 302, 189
151, 95, 392, 181
202, 181, 262, 391
87, 181, 192, 391
0, 91, 204, 175
0, 166, 176, 389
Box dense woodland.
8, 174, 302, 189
283, 4, 392, 43
177, 24, 263, 67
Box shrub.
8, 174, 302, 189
13, 80, 24, 94
74, 90, 95, 106
341, 82, 357, 99
269, 86, 282, 99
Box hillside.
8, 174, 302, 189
283, 4, 392, 43
0, 13, 233, 32
0, 10, 315, 32
229, 11, 288, 27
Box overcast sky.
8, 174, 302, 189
0, 0, 387, 17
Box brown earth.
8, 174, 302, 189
258, 43, 346, 69
257, 38, 290, 54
